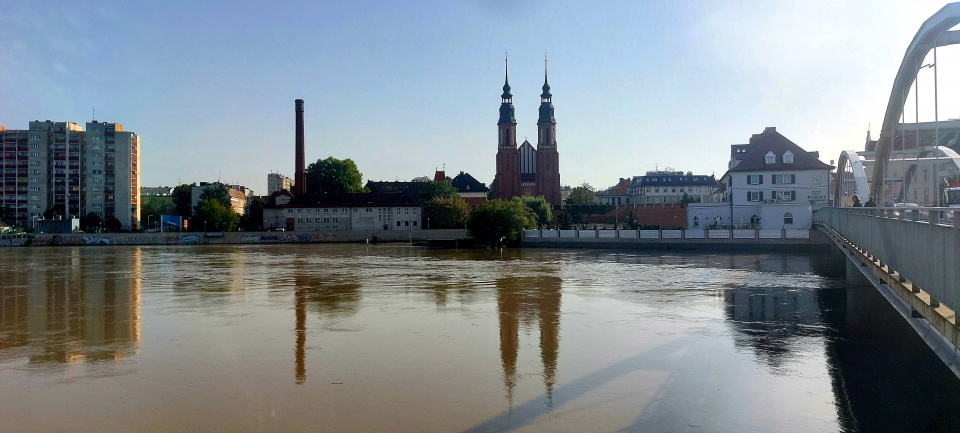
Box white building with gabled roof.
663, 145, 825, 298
688, 127, 833, 230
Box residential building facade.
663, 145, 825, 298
267, 172, 293, 195
450, 171, 489, 206
688, 127, 832, 230
0, 120, 140, 229
263, 192, 422, 232
629, 171, 717, 204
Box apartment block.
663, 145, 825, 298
267, 172, 293, 195
0, 120, 140, 230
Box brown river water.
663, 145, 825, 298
1, 244, 959, 432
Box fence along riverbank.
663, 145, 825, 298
521, 228, 831, 251
7, 229, 468, 247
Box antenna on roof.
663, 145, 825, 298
92, 107, 95, 122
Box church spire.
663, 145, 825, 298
541, 54, 551, 99
538, 54, 555, 125
501, 54, 512, 100
499, 54, 516, 125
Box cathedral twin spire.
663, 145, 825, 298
499, 55, 554, 126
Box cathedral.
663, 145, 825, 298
491, 59, 562, 206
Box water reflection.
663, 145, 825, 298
293, 270, 362, 384
0, 248, 141, 365
496, 275, 562, 406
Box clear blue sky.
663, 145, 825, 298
1, 0, 957, 194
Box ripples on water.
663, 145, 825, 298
1, 244, 959, 432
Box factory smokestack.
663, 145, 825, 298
294, 99, 306, 195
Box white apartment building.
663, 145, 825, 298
267, 172, 293, 195
0, 120, 140, 230
688, 127, 833, 229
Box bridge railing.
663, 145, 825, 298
814, 206, 960, 312
522, 228, 810, 240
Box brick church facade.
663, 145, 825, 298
491, 60, 562, 206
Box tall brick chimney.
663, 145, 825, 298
294, 99, 306, 195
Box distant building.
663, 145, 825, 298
628, 170, 717, 204
595, 178, 634, 205
267, 173, 293, 195
36, 218, 80, 234
450, 171, 489, 206
262, 191, 422, 232
191, 182, 250, 215
0, 120, 141, 230
688, 127, 833, 229
141, 186, 174, 197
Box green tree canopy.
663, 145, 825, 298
418, 180, 460, 202
172, 183, 196, 218
243, 196, 266, 231
306, 157, 366, 193
193, 197, 240, 232
513, 196, 553, 229
141, 196, 176, 228
199, 184, 231, 208
466, 199, 536, 246
411, 176, 431, 183
423, 196, 470, 229
80, 212, 103, 232
566, 183, 596, 205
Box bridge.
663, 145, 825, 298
822, 3, 960, 377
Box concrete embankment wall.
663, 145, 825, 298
814, 208, 960, 313
520, 228, 831, 252
27, 229, 468, 247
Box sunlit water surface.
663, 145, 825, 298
2, 244, 959, 433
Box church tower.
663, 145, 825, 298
535, 58, 561, 205
494, 57, 518, 200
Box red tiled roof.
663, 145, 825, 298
726, 127, 833, 173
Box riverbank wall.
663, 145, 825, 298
520, 228, 832, 251
19, 229, 468, 247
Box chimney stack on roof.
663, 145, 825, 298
293, 99, 306, 195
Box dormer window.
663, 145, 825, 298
765, 151, 776, 164
783, 151, 794, 163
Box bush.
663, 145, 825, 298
466, 199, 536, 246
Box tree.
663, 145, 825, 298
80, 212, 103, 232
680, 192, 695, 205
306, 157, 366, 193
411, 176, 431, 183
193, 197, 240, 232
172, 183, 196, 218
104, 216, 123, 232
43, 204, 66, 220
566, 183, 596, 204
423, 196, 470, 229
199, 184, 231, 208
418, 180, 460, 202
466, 199, 536, 246
513, 196, 553, 228
244, 196, 265, 231
141, 196, 176, 227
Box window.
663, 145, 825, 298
693, 216, 699, 227
655, 187, 660, 193
413, 221, 417, 226
748, 191, 763, 202
813, 175, 822, 186
774, 191, 795, 201
784, 212, 794, 225
747, 175, 763, 185
396, 221, 401, 227
405, 221, 409, 226
92, 161, 102, 166
772, 174, 794, 184
93, 178, 103, 183
30, 161, 39, 166
30, 152, 40, 157
765, 151, 776, 164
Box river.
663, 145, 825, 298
1, 244, 959, 432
